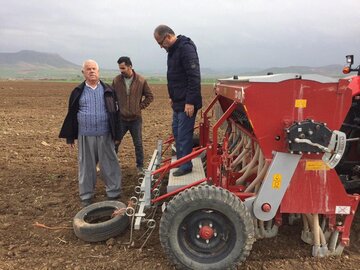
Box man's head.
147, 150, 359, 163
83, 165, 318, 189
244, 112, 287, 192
117, 56, 133, 78
82, 60, 99, 84
154, 25, 177, 51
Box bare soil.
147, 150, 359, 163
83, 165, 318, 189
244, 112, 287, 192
0, 81, 359, 270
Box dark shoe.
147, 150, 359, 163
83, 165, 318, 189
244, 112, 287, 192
81, 198, 92, 207
173, 168, 192, 177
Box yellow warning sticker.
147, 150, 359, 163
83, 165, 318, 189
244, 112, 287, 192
305, 161, 330, 171
272, 174, 282, 189
295, 99, 307, 108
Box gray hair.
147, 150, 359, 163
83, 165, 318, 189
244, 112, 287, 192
82, 59, 99, 71
154, 25, 175, 38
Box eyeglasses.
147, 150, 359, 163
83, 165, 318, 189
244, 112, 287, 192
157, 34, 167, 46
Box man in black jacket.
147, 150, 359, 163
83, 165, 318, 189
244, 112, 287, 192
59, 60, 122, 206
154, 25, 202, 176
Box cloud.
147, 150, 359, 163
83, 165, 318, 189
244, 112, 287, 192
0, 0, 359, 70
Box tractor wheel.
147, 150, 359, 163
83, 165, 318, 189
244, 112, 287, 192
159, 185, 254, 270
73, 201, 129, 242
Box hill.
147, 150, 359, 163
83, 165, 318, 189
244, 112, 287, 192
0, 50, 79, 69
0, 50, 121, 80
256, 64, 344, 78
0, 50, 346, 80
0, 50, 83, 80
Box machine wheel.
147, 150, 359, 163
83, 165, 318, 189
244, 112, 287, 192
73, 201, 129, 242
160, 185, 254, 270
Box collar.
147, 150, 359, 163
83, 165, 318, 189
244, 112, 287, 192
168, 35, 183, 54
85, 80, 100, 90
121, 69, 137, 80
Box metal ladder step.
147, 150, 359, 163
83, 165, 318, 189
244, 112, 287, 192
167, 156, 206, 192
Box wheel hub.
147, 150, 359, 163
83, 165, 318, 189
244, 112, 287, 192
199, 225, 214, 240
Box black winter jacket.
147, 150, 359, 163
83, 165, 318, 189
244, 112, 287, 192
167, 35, 202, 112
59, 81, 121, 144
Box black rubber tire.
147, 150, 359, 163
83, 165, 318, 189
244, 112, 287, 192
159, 185, 254, 270
73, 201, 129, 242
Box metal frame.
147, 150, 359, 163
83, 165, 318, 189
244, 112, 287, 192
135, 75, 360, 255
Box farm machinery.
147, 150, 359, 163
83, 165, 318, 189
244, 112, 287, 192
127, 55, 360, 269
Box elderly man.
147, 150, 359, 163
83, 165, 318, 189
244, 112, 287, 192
59, 60, 122, 207
112, 56, 153, 175
154, 25, 202, 176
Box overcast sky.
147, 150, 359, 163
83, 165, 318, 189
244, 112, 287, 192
1, 0, 359, 71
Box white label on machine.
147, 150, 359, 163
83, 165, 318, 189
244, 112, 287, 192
335, 206, 351, 214
161, 202, 167, 212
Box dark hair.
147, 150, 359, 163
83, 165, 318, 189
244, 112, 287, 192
117, 56, 132, 66
154, 25, 175, 38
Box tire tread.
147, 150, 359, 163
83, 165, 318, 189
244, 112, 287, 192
159, 185, 254, 269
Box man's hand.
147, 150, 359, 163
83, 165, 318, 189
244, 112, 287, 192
69, 143, 75, 149
184, 104, 195, 117
169, 98, 173, 106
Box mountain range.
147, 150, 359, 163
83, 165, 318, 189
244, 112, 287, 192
0, 50, 79, 68
0, 50, 346, 80
0, 50, 120, 80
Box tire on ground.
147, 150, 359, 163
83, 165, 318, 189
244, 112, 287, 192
159, 185, 255, 270
73, 201, 129, 242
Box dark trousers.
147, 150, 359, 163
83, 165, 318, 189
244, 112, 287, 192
172, 111, 197, 171
115, 118, 144, 168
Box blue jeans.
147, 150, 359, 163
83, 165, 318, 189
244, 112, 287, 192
115, 118, 144, 168
172, 111, 197, 171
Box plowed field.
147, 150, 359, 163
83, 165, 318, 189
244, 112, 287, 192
0, 81, 359, 269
